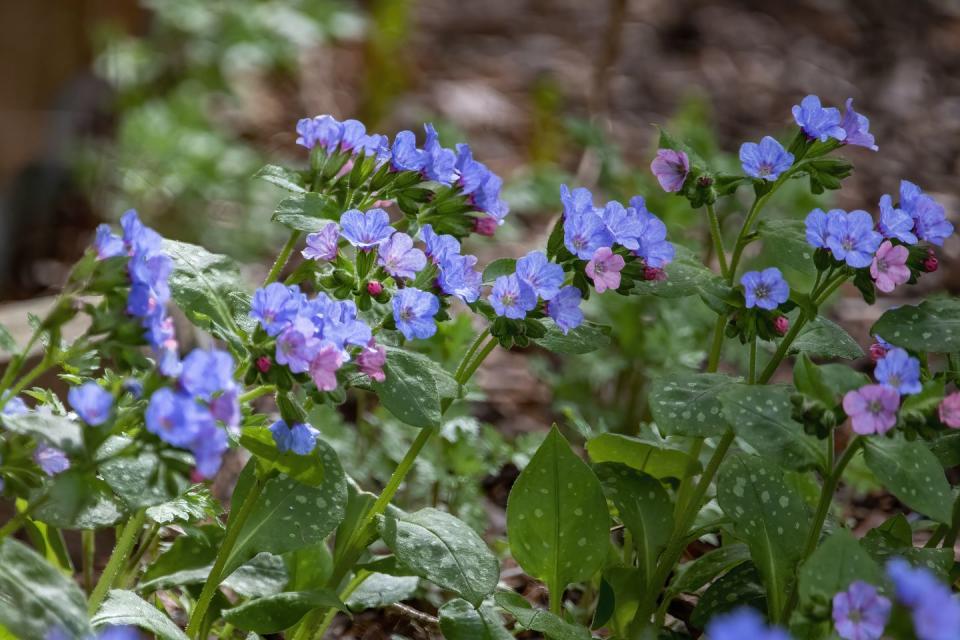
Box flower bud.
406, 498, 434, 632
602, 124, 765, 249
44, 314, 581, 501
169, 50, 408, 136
642, 267, 667, 281
366, 280, 384, 296
473, 217, 498, 237
773, 315, 789, 336
868, 342, 887, 362
256, 356, 272, 373
922, 248, 939, 273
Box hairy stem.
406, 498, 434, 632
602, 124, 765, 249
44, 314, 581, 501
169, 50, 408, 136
705, 202, 729, 278
263, 230, 303, 286
88, 509, 146, 616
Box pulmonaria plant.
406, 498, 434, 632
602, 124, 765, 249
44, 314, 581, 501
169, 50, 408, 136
0, 96, 958, 640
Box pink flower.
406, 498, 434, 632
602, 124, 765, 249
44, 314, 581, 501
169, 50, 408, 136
256, 356, 272, 373
939, 392, 960, 429
870, 240, 910, 293
650, 149, 689, 193
473, 216, 498, 237
922, 247, 939, 273
868, 342, 888, 362
773, 315, 789, 336
357, 339, 387, 383
843, 384, 900, 435
585, 247, 625, 293
309, 344, 344, 391
366, 280, 384, 296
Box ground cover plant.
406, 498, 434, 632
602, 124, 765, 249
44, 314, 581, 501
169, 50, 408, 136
1, 95, 959, 640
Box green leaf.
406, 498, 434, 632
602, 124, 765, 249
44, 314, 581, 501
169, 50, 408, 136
797, 530, 883, 609
140, 552, 288, 598
901, 378, 946, 415
690, 562, 765, 629
649, 371, 738, 437
0, 411, 84, 453
667, 544, 751, 597
790, 316, 864, 360
145, 485, 220, 525
793, 355, 868, 408
586, 432, 698, 479
632, 246, 724, 300
0, 539, 91, 639
482, 258, 517, 284
930, 431, 960, 469
863, 435, 953, 524
91, 590, 189, 640
532, 320, 611, 355
344, 573, 419, 612
438, 599, 513, 640
222, 590, 345, 634
493, 591, 592, 640
871, 298, 960, 353
600, 567, 645, 635
100, 448, 187, 509
272, 192, 342, 232
285, 543, 333, 591
379, 508, 498, 606
717, 454, 810, 619
240, 426, 338, 487
720, 384, 825, 471
222, 444, 347, 577
0, 323, 16, 354
594, 463, 672, 583
32, 470, 125, 529
254, 164, 306, 193
757, 220, 817, 276
507, 426, 609, 594
369, 347, 459, 428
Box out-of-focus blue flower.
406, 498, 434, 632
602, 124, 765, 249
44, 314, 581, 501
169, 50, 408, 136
68, 382, 113, 426
339, 208, 396, 250
706, 607, 790, 640
826, 210, 883, 268
911, 195, 954, 246
391, 130, 427, 172
94, 225, 124, 260
250, 282, 302, 337
564, 209, 614, 260
741, 267, 790, 310
878, 195, 918, 244
630, 197, 675, 268
2, 396, 28, 415
191, 424, 228, 478
421, 224, 461, 265
302, 223, 340, 262
490, 274, 537, 320
875, 347, 922, 395
393, 288, 440, 340
516, 251, 564, 301
739, 136, 794, 181
546, 285, 584, 334
423, 124, 457, 184
377, 232, 427, 281
887, 558, 960, 640
146, 388, 204, 448
179, 349, 236, 401
832, 581, 890, 640
792, 95, 846, 142
840, 99, 878, 151
276, 318, 321, 374
33, 443, 70, 476
438, 254, 482, 303
209, 388, 240, 430
599, 201, 644, 251
269, 420, 320, 455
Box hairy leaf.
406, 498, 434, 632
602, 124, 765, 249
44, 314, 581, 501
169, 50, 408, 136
871, 298, 960, 353
863, 435, 953, 524
438, 599, 513, 640
649, 371, 738, 437
222, 590, 345, 633
91, 590, 188, 640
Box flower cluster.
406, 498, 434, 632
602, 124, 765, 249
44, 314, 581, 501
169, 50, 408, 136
792, 95, 877, 150
489, 250, 583, 332
842, 346, 922, 435
887, 559, 960, 640
269, 420, 320, 455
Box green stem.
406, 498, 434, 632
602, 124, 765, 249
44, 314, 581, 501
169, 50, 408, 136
3, 356, 53, 406
454, 328, 490, 382
706, 315, 726, 373
88, 510, 146, 616
705, 202, 729, 278
943, 492, 960, 549
549, 581, 564, 616
748, 337, 758, 384
186, 475, 266, 637
238, 384, 276, 404
0, 328, 44, 403
82, 530, 96, 593
263, 231, 302, 286
0, 496, 46, 540
457, 336, 498, 385
122, 522, 161, 587
307, 571, 371, 640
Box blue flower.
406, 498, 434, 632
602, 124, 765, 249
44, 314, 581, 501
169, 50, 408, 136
302, 223, 340, 262
706, 607, 790, 640
94, 225, 124, 260
792, 95, 846, 142
191, 423, 228, 478
210, 388, 240, 429
878, 195, 918, 244
631, 197, 675, 268
269, 420, 319, 455
741, 267, 790, 310
840, 99, 878, 151
377, 232, 427, 281
560, 184, 595, 220
564, 209, 614, 260
805, 208, 833, 248
887, 559, 960, 640
317, 298, 372, 349
899, 180, 924, 212
490, 274, 537, 320
472, 172, 509, 222
454, 144, 490, 196
339, 119, 368, 152
68, 382, 113, 426
391, 130, 427, 172
2, 396, 28, 415
275, 318, 320, 374
339, 208, 396, 250
546, 286, 584, 334
421, 224, 461, 265
832, 581, 890, 640
516, 251, 564, 301
296, 115, 342, 152
599, 201, 644, 251
912, 195, 954, 246
179, 349, 236, 401
826, 210, 883, 268
423, 124, 457, 184
146, 388, 205, 448
739, 136, 794, 181
121, 210, 163, 255
250, 282, 303, 336
393, 288, 440, 340
33, 443, 70, 476
438, 254, 482, 303
874, 347, 922, 395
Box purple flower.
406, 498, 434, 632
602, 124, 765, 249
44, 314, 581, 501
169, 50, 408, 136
650, 149, 689, 193
874, 347, 922, 395
560, 184, 596, 220
564, 209, 614, 260
391, 130, 427, 172
269, 420, 319, 455
840, 99, 878, 151
423, 124, 457, 184
377, 232, 427, 280
2, 396, 28, 416
191, 423, 228, 478
547, 286, 584, 334
826, 210, 883, 268
739, 136, 794, 181
146, 388, 205, 447
276, 317, 321, 374
805, 208, 833, 248
516, 251, 564, 301
179, 349, 236, 400
455, 143, 491, 196
490, 274, 537, 320
393, 288, 440, 340
339, 208, 396, 250
68, 382, 113, 426
586, 247, 625, 294
33, 443, 70, 476
438, 254, 482, 303
843, 384, 900, 435
309, 343, 344, 391
210, 388, 240, 430
741, 267, 790, 311
792, 95, 846, 142
899, 180, 924, 213
472, 172, 509, 222
250, 282, 302, 336
878, 195, 918, 244
357, 339, 387, 382
421, 224, 461, 265
296, 115, 342, 152
121, 210, 162, 255
94, 225, 124, 260
940, 392, 960, 429
832, 581, 890, 640
302, 223, 340, 261
338, 119, 368, 152
599, 201, 644, 250
631, 197, 675, 268
911, 195, 954, 246
887, 558, 960, 640
705, 607, 790, 640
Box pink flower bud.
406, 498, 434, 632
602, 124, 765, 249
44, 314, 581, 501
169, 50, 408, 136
773, 315, 789, 336
869, 342, 888, 362
642, 267, 667, 281
922, 248, 939, 273
367, 280, 384, 296
473, 216, 498, 237
256, 356, 272, 373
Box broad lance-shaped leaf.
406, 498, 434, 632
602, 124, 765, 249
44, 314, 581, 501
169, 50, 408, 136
532, 320, 611, 355
345, 573, 419, 612
494, 591, 592, 640
0, 539, 92, 638
368, 347, 459, 429
145, 485, 219, 525
0, 411, 83, 453
720, 384, 826, 471
482, 258, 517, 284
649, 371, 738, 437
31, 470, 124, 529
871, 298, 960, 353
221, 590, 345, 634
586, 432, 698, 479
632, 245, 724, 300
690, 562, 765, 628
717, 454, 810, 620
667, 543, 751, 597
757, 219, 817, 276
863, 435, 953, 524
91, 590, 188, 640
790, 315, 864, 360
379, 508, 498, 606
272, 192, 342, 232
507, 426, 609, 595
594, 463, 672, 584
222, 440, 347, 577
439, 599, 513, 640
797, 530, 882, 609
254, 164, 306, 193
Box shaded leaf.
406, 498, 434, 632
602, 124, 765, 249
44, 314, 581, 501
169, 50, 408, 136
345, 573, 419, 612
649, 371, 738, 437
494, 591, 592, 640
757, 220, 817, 276
438, 598, 513, 640
586, 432, 698, 479
667, 544, 751, 596
32, 470, 125, 529
690, 563, 765, 629
533, 320, 611, 355
222, 590, 345, 634
797, 530, 882, 609
272, 193, 341, 232
871, 298, 960, 353
790, 316, 864, 360
145, 485, 220, 525
254, 164, 306, 193
482, 258, 517, 284
369, 348, 459, 429
863, 435, 953, 524
91, 590, 188, 640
